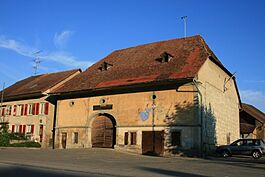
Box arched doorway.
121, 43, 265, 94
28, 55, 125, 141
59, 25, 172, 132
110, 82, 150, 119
91, 114, 116, 148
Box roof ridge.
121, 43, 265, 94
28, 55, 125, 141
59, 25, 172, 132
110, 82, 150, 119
113, 35, 202, 53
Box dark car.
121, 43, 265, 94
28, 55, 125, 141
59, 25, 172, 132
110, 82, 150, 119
216, 139, 265, 159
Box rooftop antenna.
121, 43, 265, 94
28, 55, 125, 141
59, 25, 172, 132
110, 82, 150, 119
181, 16, 187, 38
33, 50, 42, 75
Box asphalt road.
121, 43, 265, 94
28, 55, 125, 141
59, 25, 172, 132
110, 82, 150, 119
0, 148, 264, 177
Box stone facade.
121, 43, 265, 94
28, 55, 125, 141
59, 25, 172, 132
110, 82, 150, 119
54, 58, 240, 155
197, 58, 240, 151
1, 97, 53, 147
55, 85, 196, 155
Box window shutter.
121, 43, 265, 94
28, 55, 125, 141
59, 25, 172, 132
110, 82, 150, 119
19, 125, 22, 133
24, 104, 28, 116
23, 125, 26, 134
36, 103, 40, 115
44, 102, 49, 115
21, 105, 24, 116
32, 103, 36, 115
31, 125, 34, 134
9, 106, 12, 115
1, 107, 5, 116
12, 125, 15, 133
13, 105, 17, 116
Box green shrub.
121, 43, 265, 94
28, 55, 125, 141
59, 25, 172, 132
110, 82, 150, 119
10, 142, 41, 148
0, 132, 10, 146
9, 133, 27, 140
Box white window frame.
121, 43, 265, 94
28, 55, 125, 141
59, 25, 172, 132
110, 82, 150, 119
15, 125, 20, 133
16, 104, 23, 116
39, 102, 45, 115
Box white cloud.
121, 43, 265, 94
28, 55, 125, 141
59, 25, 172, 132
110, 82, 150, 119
54, 30, 74, 49
0, 35, 92, 69
240, 90, 265, 112
41, 51, 93, 68
0, 35, 36, 57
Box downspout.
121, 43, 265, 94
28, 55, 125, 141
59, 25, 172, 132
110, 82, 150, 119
52, 97, 57, 149
193, 79, 204, 157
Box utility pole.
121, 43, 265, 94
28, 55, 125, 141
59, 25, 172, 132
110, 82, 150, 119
181, 16, 187, 38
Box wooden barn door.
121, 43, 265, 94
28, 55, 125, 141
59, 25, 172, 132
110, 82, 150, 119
92, 115, 114, 148
142, 131, 164, 156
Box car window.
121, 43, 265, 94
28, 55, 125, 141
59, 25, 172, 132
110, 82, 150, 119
246, 140, 255, 146
231, 140, 244, 146
253, 140, 260, 146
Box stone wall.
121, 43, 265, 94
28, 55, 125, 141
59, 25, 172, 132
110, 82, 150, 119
197, 58, 240, 151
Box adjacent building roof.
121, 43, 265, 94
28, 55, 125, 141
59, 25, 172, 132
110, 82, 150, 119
53, 35, 227, 94
0, 69, 80, 101
241, 103, 265, 123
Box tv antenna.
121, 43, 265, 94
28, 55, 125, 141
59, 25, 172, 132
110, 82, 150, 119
181, 16, 187, 38
32, 50, 42, 75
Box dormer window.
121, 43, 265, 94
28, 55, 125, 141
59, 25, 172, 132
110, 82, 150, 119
98, 62, 113, 71
156, 52, 173, 63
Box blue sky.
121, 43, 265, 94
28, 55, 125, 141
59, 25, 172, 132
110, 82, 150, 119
0, 0, 265, 112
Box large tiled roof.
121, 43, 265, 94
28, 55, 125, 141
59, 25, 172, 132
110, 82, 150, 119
54, 35, 224, 94
1, 69, 80, 101
241, 103, 265, 123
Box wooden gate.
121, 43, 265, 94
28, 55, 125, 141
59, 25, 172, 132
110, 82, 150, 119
92, 115, 115, 148
142, 131, 164, 156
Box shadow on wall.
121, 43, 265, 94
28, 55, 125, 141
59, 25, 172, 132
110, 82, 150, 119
163, 102, 217, 156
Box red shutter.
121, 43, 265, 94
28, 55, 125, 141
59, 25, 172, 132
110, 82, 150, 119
23, 125, 26, 134
32, 103, 36, 115
21, 105, 24, 116
36, 103, 40, 115
31, 125, 34, 134
1, 107, 5, 116
13, 105, 17, 116
24, 104, 28, 115
9, 106, 12, 115
12, 125, 15, 133
44, 102, 49, 115
19, 125, 22, 133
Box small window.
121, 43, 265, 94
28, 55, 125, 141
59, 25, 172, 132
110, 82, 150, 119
73, 132, 78, 144
130, 132, 137, 145
26, 125, 34, 134
15, 125, 20, 133
28, 104, 33, 115
226, 133, 231, 145
171, 131, 181, 146
156, 52, 173, 63
98, 62, 113, 71
124, 132, 129, 145
17, 104, 23, 116
40, 102, 45, 114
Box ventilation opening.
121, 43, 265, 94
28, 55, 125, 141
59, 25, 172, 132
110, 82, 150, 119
98, 62, 113, 71
156, 52, 173, 63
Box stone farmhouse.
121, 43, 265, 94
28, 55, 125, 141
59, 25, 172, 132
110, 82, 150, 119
50, 35, 241, 155
0, 69, 80, 147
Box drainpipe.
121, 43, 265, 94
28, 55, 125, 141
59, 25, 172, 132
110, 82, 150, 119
193, 79, 204, 157
52, 98, 57, 149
